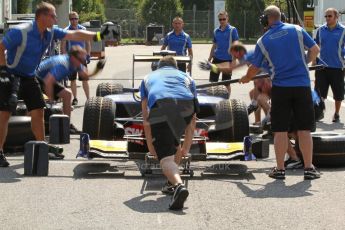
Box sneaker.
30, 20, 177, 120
72, 98, 78, 106
0, 151, 10, 167
268, 167, 285, 179
247, 103, 258, 115
304, 167, 321, 180
162, 181, 175, 195
48, 152, 65, 160
70, 123, 81, 134
284, 157, 303, 169
169, 184, 189, 210
332, 113, 340, 123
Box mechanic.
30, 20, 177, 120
61, 11, 92, 106
200, 42, 272, 125
0, 2, 111, 167
314, 8, 345, 123
161, 16, 193, 73
208, 10, 239, 94
239, 5, 320, 180
36, 46, 105, 135
140, 56, 197, 210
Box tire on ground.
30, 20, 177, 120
206, 85, 229, 99
96, 83, 123, 97
210, 99, 249, 142
5, 116, 35, 148
82, 97, 115, 140
312, 132, 345, 167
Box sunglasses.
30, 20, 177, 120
46, 13, 57, 19
219, 18, 227, 21
70, 18, 79, 21
324, 15, 333, 18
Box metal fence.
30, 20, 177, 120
105, 8, 214, 40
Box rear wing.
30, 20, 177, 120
132, 54, 192, 88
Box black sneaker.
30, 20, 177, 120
0, 151, 10, 167
247, 103, 258, 115
48, 152, 65, 160
304, 167, 321, 180
70, 123, 81, 134
332, 113, 340, 123
162, 181, 175, 195
284, 157, 303, 169
268, 167, 285, 179
72, 98, 78, 106
169, 184, 189, 210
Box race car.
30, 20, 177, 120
80, 52, 270, 176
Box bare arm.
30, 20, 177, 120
208, 43, 216, 61
239, 64, 261, 84
161, 44, 167, 50
86, 40, 91, 55
0, 43, 6, 66
306, 44, 320, 64
43, 74, 56, 101
60, 40, 67, 54
141, 99, 157, 157
64, 30, 97, 42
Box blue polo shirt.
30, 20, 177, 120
250, 22, 316, 87
64, 24, 86, 50
240, 50, 270, 74
36, 55, 82, 81
315, 22, 345, 69
2, 21, 67, 77
213, 24, 239, 61
140, 66, 196, 109
163, 30, 192, 56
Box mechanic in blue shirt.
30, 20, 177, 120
140, 56, 197, 210
36, 46, 105, 134
208, 10, 239, 94
61, 11, 92, 106
161, 17, 193, 73
0, 2, 110, 167
239, 5, 320, 180
314, 8, 345, 123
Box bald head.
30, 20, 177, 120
264, 5, 281, 21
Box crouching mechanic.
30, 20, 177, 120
35, 45, 106, 134
140, 56, 197, 210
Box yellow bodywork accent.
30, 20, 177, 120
90, 140, 127, 152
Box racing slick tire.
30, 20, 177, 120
96, 83, 123, 97
311, 132, 345, 167
82, 97, 115, 140
206, 85, 229, 99
209, 99, 249, 142
4, 116, 35, 149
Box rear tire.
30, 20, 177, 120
209, 99, 249, 142
5, 116, 35, 149
82, 97, 115, 140
96, 83, 123, 97
206, 85, 229, 99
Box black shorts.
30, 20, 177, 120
68, 70, 88, 81
149, 99, 194, 161
271, 86, 314, 132
38, 78, 65, 101
177, 63, 186, 72
0, 76, 45, 112
315, 67, 345, 101
209, 57, 232, 85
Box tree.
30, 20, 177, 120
226, 0, 265, 40
72, 0, 106, 23
105, 0, 141, 9
181, 0, 213, 10
137, 0, 183, 32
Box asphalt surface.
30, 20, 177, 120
1, 44, 345, 230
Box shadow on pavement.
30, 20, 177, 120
123, 192, 188, 214
316, 121, 344, 131
0, 163, 24, 183
232, 179, 313, 198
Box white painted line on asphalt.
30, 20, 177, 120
157, 214, 162, 225
326, 96, 345, 107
